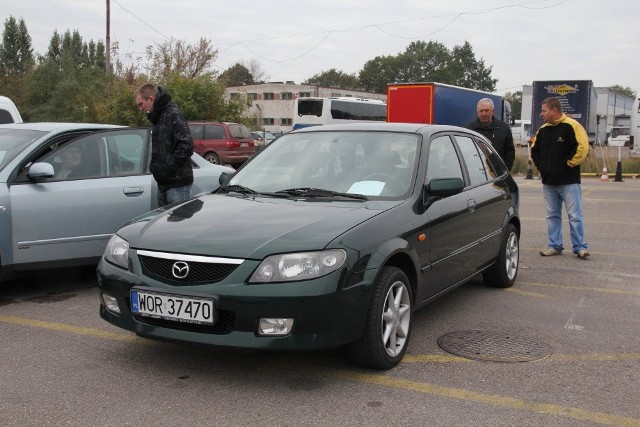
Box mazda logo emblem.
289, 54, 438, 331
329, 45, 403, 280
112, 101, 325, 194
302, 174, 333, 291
172, 261, 190, 279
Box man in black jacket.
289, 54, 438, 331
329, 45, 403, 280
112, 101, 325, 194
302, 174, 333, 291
135, 84, 194, 206
466, 98, 515, 171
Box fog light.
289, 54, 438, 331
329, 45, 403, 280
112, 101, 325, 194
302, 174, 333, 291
258, 318, 294, 336
101, 293, 121, 314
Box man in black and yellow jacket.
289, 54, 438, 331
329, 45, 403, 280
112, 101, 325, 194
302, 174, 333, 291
531, 97, 590, 259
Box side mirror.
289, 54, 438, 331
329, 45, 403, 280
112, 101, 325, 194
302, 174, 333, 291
218, 171, 231, 186
27, 162, 55, 181
427, 177, 464, 197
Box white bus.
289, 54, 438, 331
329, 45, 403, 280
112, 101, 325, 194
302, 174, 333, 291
293, 97, 386, 130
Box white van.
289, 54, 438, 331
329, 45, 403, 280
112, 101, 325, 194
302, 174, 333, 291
607, 125, 631, 147
511, 119, 531, 147
0, 96, 23, 124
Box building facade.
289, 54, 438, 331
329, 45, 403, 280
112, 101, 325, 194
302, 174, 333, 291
226, 82, 387, 134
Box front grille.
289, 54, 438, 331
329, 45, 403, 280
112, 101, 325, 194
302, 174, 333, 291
139, 254, 239, 284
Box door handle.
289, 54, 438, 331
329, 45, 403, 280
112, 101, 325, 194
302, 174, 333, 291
123, 187, 144, 196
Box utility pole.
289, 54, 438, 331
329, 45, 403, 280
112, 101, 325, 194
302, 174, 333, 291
106, 0, 111, 74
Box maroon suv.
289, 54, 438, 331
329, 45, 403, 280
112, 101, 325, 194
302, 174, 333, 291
188, 121, 255, 167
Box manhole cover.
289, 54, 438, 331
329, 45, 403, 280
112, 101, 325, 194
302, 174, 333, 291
437, 330, 551, 362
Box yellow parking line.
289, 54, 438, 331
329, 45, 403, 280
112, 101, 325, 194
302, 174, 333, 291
327, 370, 640, 426
3, 313, 640, 425
0, 314, 148, 344
520, 281, 640, 296
504, 287, 552, 299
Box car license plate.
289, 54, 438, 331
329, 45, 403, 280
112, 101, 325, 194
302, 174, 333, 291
241, 142, 248, 147
130, 290, 215, 325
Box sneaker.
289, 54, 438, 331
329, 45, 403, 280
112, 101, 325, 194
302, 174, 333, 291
540, 248, 561, 256
576, 249, 590, 259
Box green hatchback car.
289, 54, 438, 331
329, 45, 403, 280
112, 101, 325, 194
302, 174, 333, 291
97, 123, 520, 369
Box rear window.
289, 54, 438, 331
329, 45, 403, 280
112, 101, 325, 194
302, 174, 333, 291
229, 124, 251, 139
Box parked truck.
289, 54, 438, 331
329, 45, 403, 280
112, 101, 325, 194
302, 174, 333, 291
386, 82, 512, 127
530, 80, 597, 144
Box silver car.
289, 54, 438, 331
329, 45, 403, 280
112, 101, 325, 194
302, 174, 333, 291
0, 123, 233, 282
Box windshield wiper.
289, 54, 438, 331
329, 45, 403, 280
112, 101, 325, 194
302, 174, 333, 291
219, 184, 257, 194
276, 187, 368, 201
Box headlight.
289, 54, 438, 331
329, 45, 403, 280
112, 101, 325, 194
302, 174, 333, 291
249, 249, 346, 283
103, 234, 130, 270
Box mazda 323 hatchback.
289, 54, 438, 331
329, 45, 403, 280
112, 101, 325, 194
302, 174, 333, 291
97, 123, 520, 369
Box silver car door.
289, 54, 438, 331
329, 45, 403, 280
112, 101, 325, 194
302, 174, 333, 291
10, 128, 152, 266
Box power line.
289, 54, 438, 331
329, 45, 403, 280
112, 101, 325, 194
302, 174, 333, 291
110, 0, 566, 64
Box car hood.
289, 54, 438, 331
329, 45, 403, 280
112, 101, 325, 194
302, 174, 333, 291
119, 194, 399, 259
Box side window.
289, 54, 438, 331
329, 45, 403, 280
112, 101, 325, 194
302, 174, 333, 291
106, 132, 146, 175
189, 125, 203, 139
0, 109, 13, 124
39, 134, 107, 181
204, 125, 225, 139
455, 135, 488, 186
426, 135, 463, 182
475, 137, 506, 178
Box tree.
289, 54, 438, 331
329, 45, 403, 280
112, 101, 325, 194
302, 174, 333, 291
0, 16, 34, 76
145, 38, 217, 81
608, 85, 636, 98
503, 91, 522, 120
24, 29, 107, 122
0, 16, 35, 109
219, 63, 254, 87
303, 68, 358, 88
358, 40, 496, 93
244, 59, 268, 84
358, 54, 401, 93
448, 42, 496, 91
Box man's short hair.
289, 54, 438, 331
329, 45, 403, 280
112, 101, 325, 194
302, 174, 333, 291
542, 97, 562, 112
135, 83, 158, 100
477, 98, 495, 109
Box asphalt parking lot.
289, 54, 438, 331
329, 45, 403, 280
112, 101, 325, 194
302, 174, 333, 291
1, 176, 639, 426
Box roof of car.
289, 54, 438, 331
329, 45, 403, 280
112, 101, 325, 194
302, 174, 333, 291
0, 122, 124, 132
291, 122, 468, 134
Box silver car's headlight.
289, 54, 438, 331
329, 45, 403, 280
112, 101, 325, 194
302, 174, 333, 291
249, 250, 346, 283
103, 234, 130, 270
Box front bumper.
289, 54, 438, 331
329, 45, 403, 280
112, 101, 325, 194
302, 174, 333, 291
97, 257, 374, 351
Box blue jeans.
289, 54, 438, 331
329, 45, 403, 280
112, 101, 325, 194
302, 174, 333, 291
158, 184, 192, 207
542, 184, 587, 254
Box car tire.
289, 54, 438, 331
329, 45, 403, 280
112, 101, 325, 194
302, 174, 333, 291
482, 223, 519, 288
347, 266, 413, 369
204, 152, 220, 165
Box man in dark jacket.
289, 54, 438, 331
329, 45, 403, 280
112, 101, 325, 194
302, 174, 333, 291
135, 84, 194, 206
466, 98, 515, 171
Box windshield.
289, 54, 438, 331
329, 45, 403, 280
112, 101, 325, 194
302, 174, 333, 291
229, 131, 419, 198
0, 129, 47, 171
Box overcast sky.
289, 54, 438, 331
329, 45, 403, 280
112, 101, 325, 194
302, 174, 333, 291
5, 0, 640, 95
